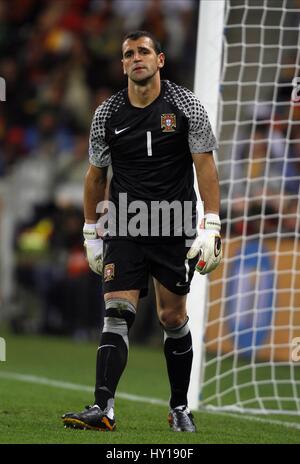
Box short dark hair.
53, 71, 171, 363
122, 30, 162, 55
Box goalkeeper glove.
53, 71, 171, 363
187, 213, 222, 275
83, 223, 103, 275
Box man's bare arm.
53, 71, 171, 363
187, 152, 222, 274
192, 152, 220, 215
84, 164, 108, 224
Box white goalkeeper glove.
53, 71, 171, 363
187, 213, 222, 275
83, 223, 103, 275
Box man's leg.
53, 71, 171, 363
154, 279, 195, 432
94, 289, 140, 408
62, 239, 148, 431
62, 289, 139, 431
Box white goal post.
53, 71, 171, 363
188, 0, 300, 416
187, 0, 225, 410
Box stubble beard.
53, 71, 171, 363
129, 67, 159, 86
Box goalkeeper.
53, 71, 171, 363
62, 30, 221, 433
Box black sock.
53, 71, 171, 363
164, 331, 193, 409
94, 332, 128, 410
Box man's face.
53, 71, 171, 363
122, 36, 165, 84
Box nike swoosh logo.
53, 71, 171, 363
98, 344, 116, 350
172, 346, 192, 356
115, 127, 130, 135
176, 281, 188, 287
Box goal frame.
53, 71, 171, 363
187, 0, 225, 411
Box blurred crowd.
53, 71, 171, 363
0, 0, 198, 338
0, 0, 197, 176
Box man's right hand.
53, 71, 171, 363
83, 223, 103, 275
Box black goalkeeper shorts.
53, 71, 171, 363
102, 239, 198, 298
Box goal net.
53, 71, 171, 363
201, 0, 300, 416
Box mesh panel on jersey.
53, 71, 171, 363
164, 80, 218, 154
89, 90, 126, 167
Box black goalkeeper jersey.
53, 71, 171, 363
88, 80, 218, 242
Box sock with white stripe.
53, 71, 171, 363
94, 299, 136, 410
94, 332, 128, 410
163, 319, 193, 409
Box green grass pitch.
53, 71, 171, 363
0, 331, 300, 444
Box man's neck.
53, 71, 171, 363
128, 76, 161, 108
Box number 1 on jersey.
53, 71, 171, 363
147, 131, 152, 157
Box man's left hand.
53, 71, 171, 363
187, 214, 222, 275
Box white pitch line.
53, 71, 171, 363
204, 409, 300, 431
1, 370, 300, 432
0, 371, 168, 406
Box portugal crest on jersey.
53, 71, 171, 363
104, 263, 115, 282
161, 113, 176, 132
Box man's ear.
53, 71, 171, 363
158, 52, 165, 69
121, 59, 127, 75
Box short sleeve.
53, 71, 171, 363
88, 105, 112, 168
188, 99, 218, 154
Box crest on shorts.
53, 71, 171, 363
104, 263, 115, 282
161, 113, 176, 132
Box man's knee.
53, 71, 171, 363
103, 298, 137, 348
158, 307, 187, 330
155, 287, 187, 328
104, 290, 140, 307
161, 315, 190, 341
